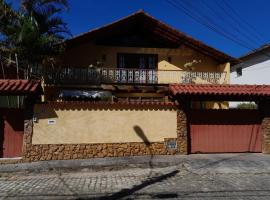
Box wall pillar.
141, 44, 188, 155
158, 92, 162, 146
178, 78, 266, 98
259, 100, 270, 154
22, 98, 34, 162
262, 117, 270, 153
177, 110, 188, 154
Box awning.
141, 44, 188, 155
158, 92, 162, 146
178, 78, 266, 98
169, 84, 270, 101
0, 79, 42, 95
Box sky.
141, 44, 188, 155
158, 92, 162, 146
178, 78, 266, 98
8, 0, 270, 58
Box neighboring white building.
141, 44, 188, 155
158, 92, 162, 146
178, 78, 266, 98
230, 44, 270, 107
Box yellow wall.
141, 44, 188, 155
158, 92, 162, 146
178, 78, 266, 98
62, 44, 219, 71
218, 62, 230, 84
32, 104, 178, 144
60, 44, 229, 85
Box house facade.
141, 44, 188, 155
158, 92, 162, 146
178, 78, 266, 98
230, 44, 270, 107
4, 11, 270, 162
40, 11, 233, 108
231, 44, 270, 86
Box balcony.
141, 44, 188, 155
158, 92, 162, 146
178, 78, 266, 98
40, 67, 227, 85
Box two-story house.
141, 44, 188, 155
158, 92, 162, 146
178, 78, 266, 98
40, 10, 234, 109
11, 11, 268, 162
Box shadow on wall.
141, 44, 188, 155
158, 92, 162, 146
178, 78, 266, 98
133, 125, 150, 146
34, 106, 58, 120
133, 125, 154, 171
0, 109, 24, 132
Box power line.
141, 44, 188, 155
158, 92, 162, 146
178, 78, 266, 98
165, 0, 270, 61
199, 0, 262, 48
182, 0, 261, 50
165, 0, 257, 51
221, 0, 266, 43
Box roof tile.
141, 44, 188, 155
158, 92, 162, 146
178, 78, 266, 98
0, 79, 41, 95
169, 84, 270, 97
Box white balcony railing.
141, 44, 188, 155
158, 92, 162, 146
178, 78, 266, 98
41, 67, 226, 85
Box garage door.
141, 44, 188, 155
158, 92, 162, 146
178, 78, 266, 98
0, 109, 24, 158
190, 110, 262, 153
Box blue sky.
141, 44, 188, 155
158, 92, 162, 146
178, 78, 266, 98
9, 0, 270, 57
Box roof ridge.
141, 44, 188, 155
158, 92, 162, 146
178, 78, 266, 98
65, 11, 236, 63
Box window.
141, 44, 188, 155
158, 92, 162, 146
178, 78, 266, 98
236, 67, 242, 77
117, 53, 158, 69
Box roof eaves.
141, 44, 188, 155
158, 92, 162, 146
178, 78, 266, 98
238, 44, 270, 61
65, 10, 237, 64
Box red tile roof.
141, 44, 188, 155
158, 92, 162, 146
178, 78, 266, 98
0, 79, 42, 95
169, 84, 270, 98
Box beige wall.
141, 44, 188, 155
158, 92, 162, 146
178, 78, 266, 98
60, 44, 229, 85
218, 62, 230, 84
61, 44, 220, 72
32, 104, 178, 144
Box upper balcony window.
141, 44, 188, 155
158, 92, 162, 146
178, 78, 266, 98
117, 53, 158, 69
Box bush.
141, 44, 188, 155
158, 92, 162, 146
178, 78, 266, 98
236, 102, 257, 109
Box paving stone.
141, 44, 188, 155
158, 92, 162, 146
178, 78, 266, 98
0, 164, 270, 199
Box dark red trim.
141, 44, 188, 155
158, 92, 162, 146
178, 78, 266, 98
42, 101, 178, 110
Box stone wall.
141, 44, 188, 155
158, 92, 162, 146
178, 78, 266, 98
23, 142, 179, 162
262, 117, 270, 153
177, 110, 188, 154
22, 104, 188, 162
259, 100, 270, 154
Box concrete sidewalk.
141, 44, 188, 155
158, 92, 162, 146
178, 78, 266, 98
0, 155, 187, 173
0, 153, 269, 173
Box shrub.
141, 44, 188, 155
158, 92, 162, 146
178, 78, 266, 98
236, 102, 257, 109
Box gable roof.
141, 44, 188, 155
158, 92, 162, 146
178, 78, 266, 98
66, 10, 236, 64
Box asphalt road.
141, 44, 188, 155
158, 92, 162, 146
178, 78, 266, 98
1, 153, 270, 199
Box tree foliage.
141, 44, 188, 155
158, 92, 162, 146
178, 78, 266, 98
236, 102, 257, 109
0, 0, 70, 66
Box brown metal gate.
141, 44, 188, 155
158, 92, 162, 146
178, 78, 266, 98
0, 109, 24, 158
189, 110, 262, 153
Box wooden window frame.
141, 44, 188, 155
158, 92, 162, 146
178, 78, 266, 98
117, 53, 158, 69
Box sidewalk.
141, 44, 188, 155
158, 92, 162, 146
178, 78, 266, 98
0, 155, 188, 173
0, 153, 269, 173
1, 153, 270, 199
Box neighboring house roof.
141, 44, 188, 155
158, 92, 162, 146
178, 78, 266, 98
169, 84, 270, 100
65, 10, 236, 64
0, 79, 42, 95
231, 44, 270, 72
238, 44, 270, 61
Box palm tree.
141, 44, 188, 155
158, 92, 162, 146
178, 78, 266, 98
21, 0, 69, 38
0, 0, 70, 77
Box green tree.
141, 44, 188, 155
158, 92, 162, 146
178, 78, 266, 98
0, 0, 70, 74
236, 102, 257, 109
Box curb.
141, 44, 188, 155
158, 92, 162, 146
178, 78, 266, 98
0, 155, 188, 173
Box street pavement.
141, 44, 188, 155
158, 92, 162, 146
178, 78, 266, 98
1, 153, 270, 199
